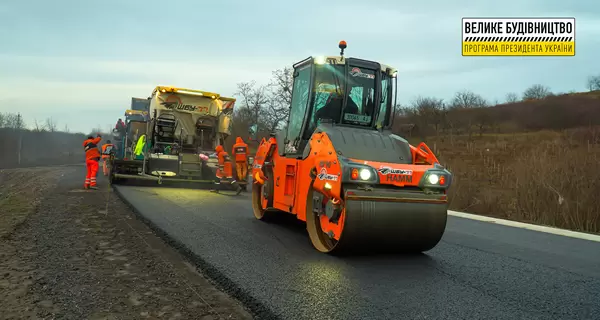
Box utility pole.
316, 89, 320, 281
17, 113, 22, 166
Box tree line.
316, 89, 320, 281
0, 112, 82, 134
0, 112, 87, 168
230, 68, 600, 142
393, 74, 600, 140
2, 67, 597, 165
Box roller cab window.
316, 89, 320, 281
308, 64, 377, 131
342, 66, 376, 127
286, 64, 311, 151
376, 74, 391, 129
310, 64, 345, 127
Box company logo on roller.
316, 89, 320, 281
378, 167, 413, 183
317, 168, 338, 181
349, 67, 375, 79
462, 17, 575, 56
377, 167, 412, 175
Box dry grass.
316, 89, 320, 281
413, 127, 600, 234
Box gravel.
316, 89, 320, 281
0, 165, 253, 319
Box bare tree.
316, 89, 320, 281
587, 75, 600, 91
234, 67, 296, 135
446, 90, 487, 140
44, 117, 57, 132
505, 92, 519, 103
410, 96, 445, 138
450, 90, 488, 109
265, 67, 294, 131
522, 84, 552, 100
263, 96, 288, 132
2, 112, 25, 129
393, 104, 413, 120
235, 80, 270, 130
270, 67, 293, 106
32, 119, 45, 132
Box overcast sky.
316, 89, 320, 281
1, 0, 598, 133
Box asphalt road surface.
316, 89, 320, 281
115, 184, 600, 320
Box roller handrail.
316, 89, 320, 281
410, 142, 440, 165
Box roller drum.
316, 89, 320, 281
335, 200, 448, 254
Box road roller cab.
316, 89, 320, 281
251, 41, 453, 254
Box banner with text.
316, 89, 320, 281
462, 17, 575, 56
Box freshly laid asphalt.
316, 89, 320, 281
114, 185, 600, 320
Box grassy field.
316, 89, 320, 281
408, 127, 600, 234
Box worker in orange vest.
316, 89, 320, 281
101, 140, 115, 176
231, 137, 250, 182
83, 134, 102, 189
212, 145, 242, 194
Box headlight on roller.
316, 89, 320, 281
359, 168, 371, 180
427, 173, 439, 185
420, 170, 450, 189
349, 167, 376, 182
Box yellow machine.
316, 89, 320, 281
109, 86, 240, 190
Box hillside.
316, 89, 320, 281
397, 90, 600, 233
482, 90, 600, 131
393, 90, 600, 138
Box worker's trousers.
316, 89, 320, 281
102, 158, 109, 176
216, 162, 234, 180
85, 159, 99, 188
235, 161, 248, 181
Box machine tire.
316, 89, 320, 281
252, 164, 274, 220
108, 162, 117, 185
108, 161, 126, 185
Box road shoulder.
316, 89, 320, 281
0, 166, 253, 319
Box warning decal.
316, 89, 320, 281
462, 18, 575, 56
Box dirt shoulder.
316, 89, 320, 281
0, 166, 253, 320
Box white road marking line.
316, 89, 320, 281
448, 210, 600, 243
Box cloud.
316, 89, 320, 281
1, 0, 599, 133
0, 54, 288, 89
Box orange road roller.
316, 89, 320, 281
250, 41, 453, 254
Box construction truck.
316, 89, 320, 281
109, 86, 239, 190
131, 97, 151, 112
250, 41, 453, 254
110, 97, 150, 160
113, 109, 149, 159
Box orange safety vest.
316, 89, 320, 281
83, 137, 102, 160
232, 137, 249, 162
101, 144, 114, 159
